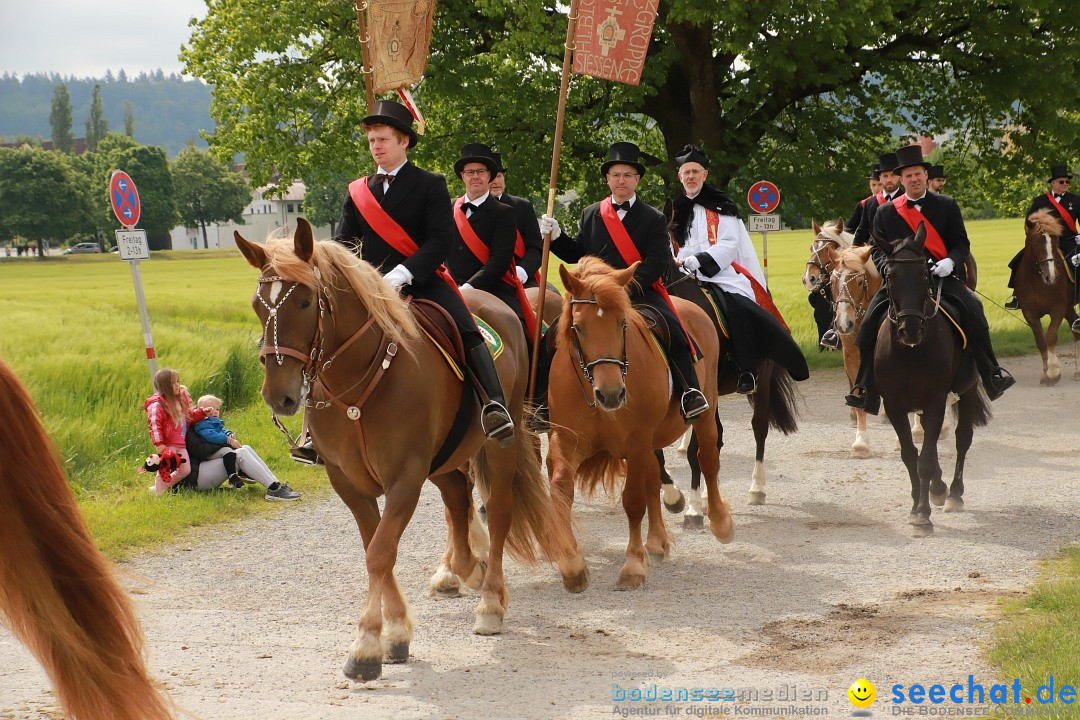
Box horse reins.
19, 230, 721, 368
885, 257, 943, 326
568, 298, 628, 408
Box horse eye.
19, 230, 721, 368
299, 298, 312, 309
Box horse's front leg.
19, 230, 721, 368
472, 445, 515, 636
884, 403, 925, 533
548, 430, 589, 593
694, 410, 733, 544
640, 447, 670, 563
617, 448, 652, 590
914, 404, 947, 538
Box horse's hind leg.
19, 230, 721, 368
472, 445, 518, 635
946, 391, 978, 513
851, 408, 871, 459
430, 471, 486, 596
643, 451, 671, 563
914, 405, 946, 537
1045, 313, 1064, 386
749, 386, 770, 505
695, 409, 734, 544
657, 448, 686, 513
683, 431, 705, 528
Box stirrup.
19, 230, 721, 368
680, 389, 709, 423
736, 371, 757, 395
1072, 317, 1080, 333
986, 367, 1016, 401
289, 442, 323, 466
482, 401, 515, 448
1004, 296, 1019, 311
819, 329, 841, 350
845, 386, 867, 409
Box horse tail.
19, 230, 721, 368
0, 359, 173, 720
753, 361, 800, 435
957, 384, 992, 428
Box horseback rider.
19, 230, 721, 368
669, 144, 809, 393
853, 151, 904, 249
489, 152, 544, 289
446, 142, 538, 345
819, 163, 884, 350
334, 100, 515, 446
533, 141, 711, 429
1004, 163, 1079, 312
928, 165, 947, 194
846, 144, 1016, 414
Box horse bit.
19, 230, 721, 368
885, 257, 944, 325
569, 298, 628, 407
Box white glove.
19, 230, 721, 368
515, 265, 529, 284
681, 255, 702, 272
384, 264, 413, 289
539, 215, 561, 238
1071, 253, 1080, 267
931, 258, 955, 278
459, 283, 474, 291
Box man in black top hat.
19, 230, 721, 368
846, 145, 1015, 414
536, 141, 710, 424
853, 152, 904, 249
488, 152, 543, 288
446, 142, 532, 338
847, 164, 883, 234
928, 165, 947, 194
669, 144, 809, 393
1003, 163, 1079, 311
335, 100, 515, 447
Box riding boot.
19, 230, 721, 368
1004, 249, 1022, 309
970, 326, 1015, 401
670, 347, 709, 423
844, 344, 881, 415
464, 344, 515, 447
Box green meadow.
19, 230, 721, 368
0, 216, 1063, 558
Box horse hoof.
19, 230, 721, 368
663, 495, 686, 514
615, 573, 645, 591
929, 492, 947, 507
647, 550, 667, 565
851, 445, 870, 459
683, 513, 705, 529
473, 612, 504, 636
433, 585, 461, 599
385, 641, 409, 664
711, 518, 735, 544
908, 512, 920, 525
944, 497, 965, 513
344, 656, 382, 681
911, 522, 934, 538
562, 567, 590, 594
747, 491, 766, 506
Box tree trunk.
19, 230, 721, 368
36, 239, 45, 260
201, 221, 209, 249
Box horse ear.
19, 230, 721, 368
913, 221, 927, 248
234, 232, 267, 270
811, 219, 822, 235
558, 263, 582, 296
614, 261, 640, 287
293, 217, 314, 263
835, 217, 845, 234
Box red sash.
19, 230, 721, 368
1045, 192, 1077, 234
892, 196, 948, 261
453, 198, 538, 339
876, 193, 888, 206
348, 177, 460, 293
598, 198, 694, 348
731, 262, 790, 332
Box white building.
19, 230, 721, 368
168, 180, 332, 250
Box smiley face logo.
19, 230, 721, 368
848, 678, 876, 709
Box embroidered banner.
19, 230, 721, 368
572, 0, 660, 86
366, 0, 437, 92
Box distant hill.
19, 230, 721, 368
0, 71, 214, 157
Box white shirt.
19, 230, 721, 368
612, 195, 636, 221
677, 201, 764, 302
460, 191, 489, 219
376, 161, 406, 194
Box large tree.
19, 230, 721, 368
49, 83, 73, 154
0, 147, 86, 256
84, 84, 108, 152
183, 0, 1080, 224
171, 145, 250, 248
302, 169, 354, 238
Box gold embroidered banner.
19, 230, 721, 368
572, 0, 659, 86
366, 0, 436, 92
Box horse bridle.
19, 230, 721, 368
1031, 233, 1058, 284
885, 257, 943, 326
805, 237, 835, 293
568, 298, 628, 405
830, 267, 872, 321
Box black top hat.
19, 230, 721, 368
361, 99, 418, 149
675, 144, 709, 169
601, 142, 647, 177
878, 152, 899, 173
453, 143, 499, 177
491, 151, 507, 175
1049, 164, 1074, 182
868, 163, 882, 181
893, 145, 932, 172
928, 164, 946, 180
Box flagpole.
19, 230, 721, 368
527, 0, 580, 400
355, 1, 375, 112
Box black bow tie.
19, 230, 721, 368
1054, 194, 1063, 201
461, 202, 478, 214
612, 200, 632, 212
374, 173, 395, 185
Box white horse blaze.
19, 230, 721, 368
1044, 234, 1057, 284
269, 280, 284, 304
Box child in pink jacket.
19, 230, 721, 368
144, 368, 205, 495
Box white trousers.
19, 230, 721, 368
195, 445, 279, 491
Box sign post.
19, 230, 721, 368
109, 170, 157, 383
747, 180, 781, 288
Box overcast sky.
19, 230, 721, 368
1, 0, 208, 78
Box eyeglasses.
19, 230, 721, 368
1057, 180, 1071, 185
461, 169, 489, 177
607, 172, 639, 180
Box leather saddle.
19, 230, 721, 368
409, 298, 467, 377
634, 304, 702, 361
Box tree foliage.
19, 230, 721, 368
84, 84, 108, 152
48, 84, 73, 153
183, 0, 1080, 224
302, 168, 354, 238
0, 147, 87, 255
171, 145, 250, 248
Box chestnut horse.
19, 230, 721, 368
0, 357, 172, 720
1015, 209, 1080, 385
802, 218, 853, 292
235, 220, 573, 681
876, 224, 991, 537
547, 258, 733, 592
828, 246, 883, 457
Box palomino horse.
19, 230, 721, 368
802, 218, 853, 293
235, 220, 573, 681
0, 357, 172, 720
1015, 209, 1080, 385
828, 246, 883, 457
876, 224, 991, 537
547, 258, 733, 591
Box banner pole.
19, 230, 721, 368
355, 1, 375, 112
527, 0, 580, 400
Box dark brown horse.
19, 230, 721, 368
875, 223, 991, 537
0, 357, 172, 720
547, 258, 733, 591
235, 219, 573, 681
1015, 209, 1080, 385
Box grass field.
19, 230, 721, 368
0, 216, 1070, 557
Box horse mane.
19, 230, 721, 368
834, 247, 880, 279
818, 219, 854, 248
1027, 208, 1064, 239
557, 257, 648, 349
0, 357, 172, 720
260, 235, 420, 346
